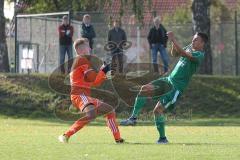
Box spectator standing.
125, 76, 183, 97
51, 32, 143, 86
81, 14, 96, 53
147, 17, 169, 74
107, 19, 127, 73
58, 15, 74, 74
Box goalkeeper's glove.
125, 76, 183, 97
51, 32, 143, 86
101, 63, 111, 74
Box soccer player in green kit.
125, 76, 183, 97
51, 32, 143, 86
120, 31, 208, 144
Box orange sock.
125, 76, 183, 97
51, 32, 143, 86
106, 112, 121, 140
64, 116, 91, 138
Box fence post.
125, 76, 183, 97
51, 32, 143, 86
44, 17, 47, 72
37, 44, 39, 72
137, 25, 140, 76
14, 0, 18, 73
235, 11, 239, 76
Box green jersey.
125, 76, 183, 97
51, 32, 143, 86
169, 45, 204, 92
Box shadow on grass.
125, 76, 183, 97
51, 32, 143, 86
119, 118, 240, 127
37, 117, 240, 127
124, 142, 240, 146
1, 115, 240, 127
66, 141, 240, 146
169, 143, 240, 146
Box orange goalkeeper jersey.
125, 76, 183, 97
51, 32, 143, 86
70, 56, 106, 96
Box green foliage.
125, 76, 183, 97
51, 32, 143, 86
17, 0, 104, 13
210, 0, 234, 22
0, 73, 239, 119
0, 74, 59, 118
163, 5, 192, 24
177, 75, 240, 118
16, 0, 154, 25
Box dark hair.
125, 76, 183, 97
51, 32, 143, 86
197, 32, 208, 43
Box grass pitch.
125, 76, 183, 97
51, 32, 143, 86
0, 117, 239, 160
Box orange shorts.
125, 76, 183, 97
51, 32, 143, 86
71, 94, 102, 112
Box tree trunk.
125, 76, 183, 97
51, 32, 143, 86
0, 0, 10, 72
192, 0, 212, 74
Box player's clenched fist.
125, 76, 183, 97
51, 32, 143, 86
167, 31, 175, 41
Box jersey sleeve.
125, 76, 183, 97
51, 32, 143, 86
70, 57, 91, 83
192, 51, 204, 63
74, 64, 89, 74
92, 70, 106, 87
58, 25, 65, 37
70, 25, 74, 37
183, 44, 192, 50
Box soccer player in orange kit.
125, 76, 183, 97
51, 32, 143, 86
58, 38, 124, 143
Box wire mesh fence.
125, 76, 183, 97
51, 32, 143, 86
8, 11, 240, 75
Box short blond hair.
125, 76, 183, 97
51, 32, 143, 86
73, 38, 89, 53
153, 16, 161, 23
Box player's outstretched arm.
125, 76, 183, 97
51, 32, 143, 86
92, 71, 106, 87
170, 43, 179, 57
167, 31, 195, 61
92, 63, 110, 87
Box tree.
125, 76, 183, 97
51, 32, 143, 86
17, 0, 105, 13
0, 0, 10, 72
192, 0, 212, 74
17, 0, 150, 24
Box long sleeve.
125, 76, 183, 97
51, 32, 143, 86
147, 28, 152, 46
81, 24, 87, 37
108, 30, 111, 42
91, 26, 96, 39
122, 30, 127, 41
161, 25, 168, 47
92, 70, 106, 87
70, 25, 74, 37
58, 25, 65, 38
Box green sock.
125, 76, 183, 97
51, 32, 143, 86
154, 114, 166, 138
131, 95, 147, 118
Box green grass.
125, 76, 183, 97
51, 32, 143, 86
0, 117, 240, 160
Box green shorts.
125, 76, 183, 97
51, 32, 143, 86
150, 77, 181, 112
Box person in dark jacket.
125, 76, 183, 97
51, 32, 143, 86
81, 14, 96, 53
148, 17, 169, 74
107, 19, 127, 73
58, 15, 74, 74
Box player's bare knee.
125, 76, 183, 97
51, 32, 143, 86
140, 84, 153, 95
153, 106, 161, 114
153, 102, 164, 114
140, 85, 146, 92
98, 102, 114, 115
86, 110, 96, 120
153, 107, 158, 114
84, 105, 96, 119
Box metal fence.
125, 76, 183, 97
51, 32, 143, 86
14, 12, 82, 73
8, 11, 240, 75
72, 11, 240, 75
